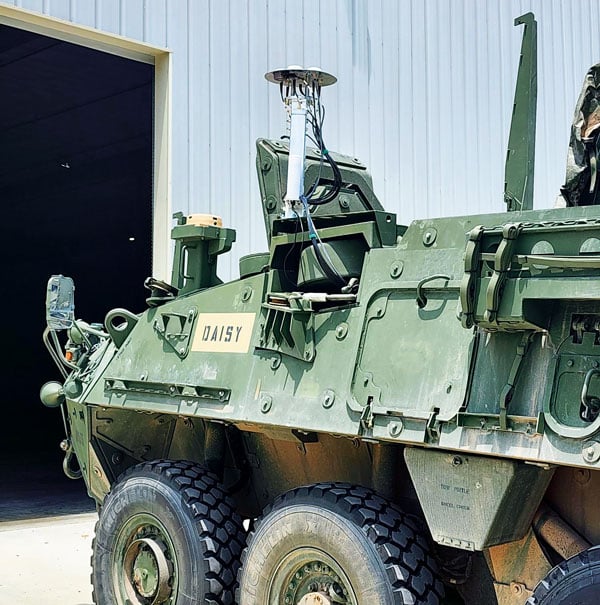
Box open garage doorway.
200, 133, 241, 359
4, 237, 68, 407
0, 21, 157, 517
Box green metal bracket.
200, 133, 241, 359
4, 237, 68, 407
499, 332, 534, 430
504, 12, 537, 212
153, 307, 198, 358
259, 295, 315, 362
484, 222, 523, 323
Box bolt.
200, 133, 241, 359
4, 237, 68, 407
335, 323, 348, 340
322, 390, 335, 409
390, 261, 403, 278
423, 228, 437, 246
584, 445, 596, 461
260, 395, 272, 413
339, 196, 350, 209
511, 583, 523, 595
389, 421, 403, 437
567, 359, 574, 367
452, 456, 463, 466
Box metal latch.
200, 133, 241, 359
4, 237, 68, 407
485, 223, 522, 324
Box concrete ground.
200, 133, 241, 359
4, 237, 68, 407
0, 455, 97, 605
0, 512, 97, 605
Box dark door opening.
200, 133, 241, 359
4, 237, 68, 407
0, 24, 153, 516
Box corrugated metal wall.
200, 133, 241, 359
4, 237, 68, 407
5, 0, 600, 279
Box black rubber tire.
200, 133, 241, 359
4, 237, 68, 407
526, 545, 600, 604
91, 459, 245, 605
237, 482, 445, 605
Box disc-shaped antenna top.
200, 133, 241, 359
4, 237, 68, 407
265, 65, 337, 87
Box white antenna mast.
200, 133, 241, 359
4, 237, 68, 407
265, 66, 337, 218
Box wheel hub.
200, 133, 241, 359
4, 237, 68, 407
123, 537, 172, 604
283, 558, 351, 605
298, 592, 333, 605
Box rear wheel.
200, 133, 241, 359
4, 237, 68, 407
526, 545, 600, 604
92, 459, 245, 605
237, 482, 445, 605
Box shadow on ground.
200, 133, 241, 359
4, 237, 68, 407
0, 451, 96, 521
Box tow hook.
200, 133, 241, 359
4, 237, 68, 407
60, 438, 82, 480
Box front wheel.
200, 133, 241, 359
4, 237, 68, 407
92, 459, 245, 605
526, 545, 600, 604
237, 483, 445, 605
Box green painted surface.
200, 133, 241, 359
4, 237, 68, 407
41, 14, 600, 561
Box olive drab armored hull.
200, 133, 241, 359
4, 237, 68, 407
40, 13, 600, 605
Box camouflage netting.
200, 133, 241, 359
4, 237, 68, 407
559, 62, 600, 206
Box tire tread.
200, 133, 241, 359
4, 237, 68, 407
239, 482, 444, 605
91, 458, 244, 605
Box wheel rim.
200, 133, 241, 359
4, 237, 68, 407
268, 547, 358, 605
112, 513, 178, 605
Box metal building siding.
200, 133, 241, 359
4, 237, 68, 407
6, 0, 600, 279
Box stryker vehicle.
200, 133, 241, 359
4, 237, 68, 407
40, 13, 600, 605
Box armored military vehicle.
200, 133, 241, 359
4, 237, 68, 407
40, 12, 600, 605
